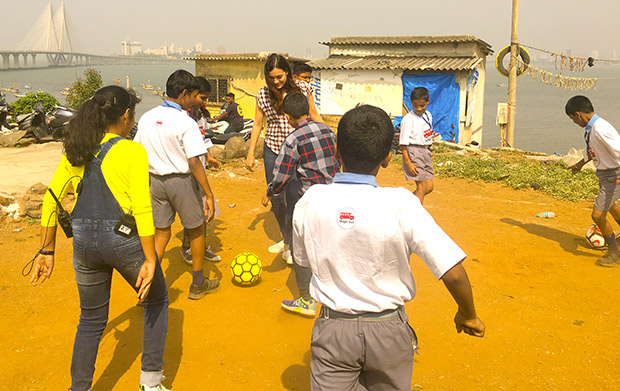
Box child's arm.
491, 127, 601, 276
441, 262, 485, 337
400, 145, 418, 176
188, 156, 215, 222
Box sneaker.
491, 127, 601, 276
180, 246, 192, 265
595, 251, 620, 267
180, 246, 221, 265
204, 246, 222, 262
139, 384, 170, 391
281, 297, 317, 316
188, 278, 220, 300
268, 240, 285, 254
282, 249, 293, 265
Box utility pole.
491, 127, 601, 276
506, 0, 519, 148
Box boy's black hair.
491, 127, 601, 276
225, 92, 235, 99
195, 76, 212, 94
337, 105, 394, 174
410, 87, 429, 102
282, 92, 309, 119
565, 95, 594, 115
166, 69, 199, 99
293, 62, 312, 75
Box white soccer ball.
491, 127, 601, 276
585, 224, 606, 249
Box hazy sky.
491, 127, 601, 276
0, 0, 618, 60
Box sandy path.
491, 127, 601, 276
0, 144, 619, 390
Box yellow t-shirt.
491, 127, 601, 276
41, 133, 154, 237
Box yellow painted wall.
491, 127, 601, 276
194, 59, 265, 121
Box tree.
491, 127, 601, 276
10, 93, 59, 117
65, 68, 103, 108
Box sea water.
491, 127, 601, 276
0, 62, 618, 155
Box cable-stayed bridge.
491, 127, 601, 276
1, 2, 182, 70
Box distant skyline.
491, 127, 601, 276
0, 0, 618, 60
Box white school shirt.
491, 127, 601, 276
135, 102, 207, 176
586, 115, 620, 170
292, 172, 466, 314
399, 110, 433, 146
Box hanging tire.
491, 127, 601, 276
495, 45, 530, 77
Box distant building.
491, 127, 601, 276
121, 40, 142, 56
307, 35, 493, 145
195, 42, 203, 53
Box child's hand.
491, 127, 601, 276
454, 310, 485, 337
406, 161, 418, 176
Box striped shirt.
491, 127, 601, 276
267, 118, 340, 197
257, 79, 312, 154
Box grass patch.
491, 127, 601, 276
430, 153, 598, 202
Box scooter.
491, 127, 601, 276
0, 92, 11, 130
48, 105, 76, 140
203, 118, 253, 145
17, 101, 53, 143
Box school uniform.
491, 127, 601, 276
293, 172, 466, 390
399, 110, 434, 181
585, 114, 620, 211
135, 100, 208, 229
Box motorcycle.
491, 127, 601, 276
0, 92, 11, 130
203, 118, 253, 145
17, 101, 53, 143
48, 105, 76, 140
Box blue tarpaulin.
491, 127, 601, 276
395, 73, 460, 143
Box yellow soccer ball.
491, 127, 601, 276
231, 252, 262, 285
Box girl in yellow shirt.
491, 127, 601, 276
30, 85, 170, 391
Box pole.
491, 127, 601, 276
506, 0, 519, 148
126, 75, 130, 89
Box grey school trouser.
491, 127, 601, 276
310, 307, 417, 391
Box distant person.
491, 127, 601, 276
293, 104, 485, 391
566, 95, 620, 267
399, 87, 435, 204
245, 53, 322, 263
293, 62, 313, 83
210, 92, 244, 134
135, 69, 219, 300
261, 92, 340, 316
31, 86, 170, 391
182, 75, 222, 265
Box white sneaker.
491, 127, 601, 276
139, 384, 170, 391
268, 240, 285, 254
282, 249, 293, 265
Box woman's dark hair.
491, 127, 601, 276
264, 53, 300, 115
337, 105, 394, 174
63, 85, 140, 166
565, 95, 594, 115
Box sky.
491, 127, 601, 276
0, 0, 618, 60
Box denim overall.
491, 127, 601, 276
69, 137, 168, 390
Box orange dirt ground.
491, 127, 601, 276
1, 144, 619, 390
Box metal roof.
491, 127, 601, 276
307, 55, 481, 71
320, 35, 492, 54
189, 52, 308, 63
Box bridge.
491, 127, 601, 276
0, 2, 182, 70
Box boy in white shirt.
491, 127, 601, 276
566, 95, 620, 267
399, 87, 435, 204
293, 104, 485, 390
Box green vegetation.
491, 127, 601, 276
10, 93, 59, 116
65, 68, 103, 108
394, 146, 599, 202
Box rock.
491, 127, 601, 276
225, 136, 248, 159
252, 137, 264, 159
25, 199, 43, 219
209, 145, 226, 162
28, 183, 48, 195
16, 138, 35, 147
0, 192, 13, 207
0, 130, 27, 147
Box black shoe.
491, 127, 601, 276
188, 278, 220, 300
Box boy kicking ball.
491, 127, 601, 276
566, 95, 620, 267
293, 104, 485, 390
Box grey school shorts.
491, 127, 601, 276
310, 307, 417, 391
403, 144, 433, 182
594, 167, 620, 212
150, 173, 205, 229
